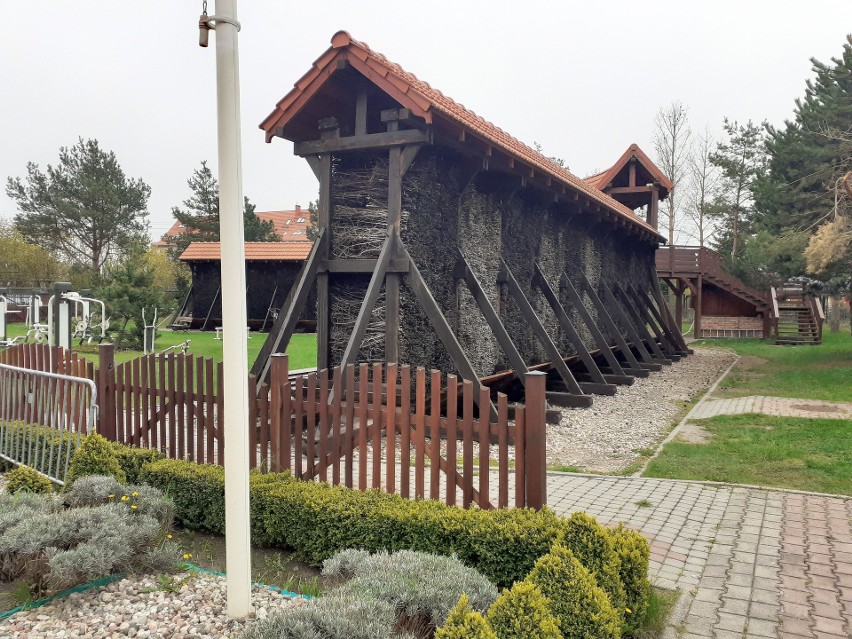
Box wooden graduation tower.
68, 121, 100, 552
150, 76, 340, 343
253, 31, 687, 409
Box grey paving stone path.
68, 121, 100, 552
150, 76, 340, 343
545, 473, 852, 639
690, 396, 852, 420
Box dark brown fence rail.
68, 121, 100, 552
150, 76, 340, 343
0, 344, 547, 509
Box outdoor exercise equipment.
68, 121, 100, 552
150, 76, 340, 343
47, 282, 74, 349
66, 292, 110, 343
142, 306, 158, 355
159, 339, 191, 356
0, 294, 7, 342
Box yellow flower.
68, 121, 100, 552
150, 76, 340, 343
167, 534, 173, 539
625, 608, 632, 615
183, 553, 193, 560
132, 492, 139, 497
121, 495, 129, 502
130, 505, 138, 510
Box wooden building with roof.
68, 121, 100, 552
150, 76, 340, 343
252, 31, 686, 407
178, 241, 314, 331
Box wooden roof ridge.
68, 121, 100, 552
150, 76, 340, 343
584, 143, 674, 194
260, 31, 663, 241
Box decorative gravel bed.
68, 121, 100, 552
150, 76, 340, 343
0, 572, 304, 639
548, 346, 736, 473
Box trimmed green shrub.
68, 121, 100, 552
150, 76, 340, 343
324, 549, 497, 628
5, 465, 53, 495
562, 512, 627, 619
526, 543, 621, 639
608, 523, 651, 629
65, 433, 125, 487
436, 594, 497, 639
140, 458, 565, 587
486, 581, 562, 639
112, 445, 164, 484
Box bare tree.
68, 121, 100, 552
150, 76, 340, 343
686, 128, 719, 247
653, 102, 692, 245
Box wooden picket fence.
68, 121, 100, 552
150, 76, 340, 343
0, 343, 547, 509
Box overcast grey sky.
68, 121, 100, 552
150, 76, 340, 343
1, 1, 849, 240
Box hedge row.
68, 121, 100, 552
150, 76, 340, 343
139, 457, 650, 612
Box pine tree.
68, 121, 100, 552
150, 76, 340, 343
169, 161, 280, 257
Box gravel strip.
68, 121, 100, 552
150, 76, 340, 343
548, 346, 736, 473
0, 572, 304, 639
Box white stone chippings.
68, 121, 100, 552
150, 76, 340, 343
0, 572, 306, 639
548, 346, 736, 472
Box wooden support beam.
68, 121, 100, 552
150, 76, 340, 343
295, 128, 432, 155
385, 143, 403, 364
533, 263, 614, 391
457, 249, 529, 382
613, 283, 673, 363
319, 258, 409, 274
627, 285, 681, 357
598, 280, 659, 366
575, 271, 647, 371
251, 230, 327, 386
558, 272, 632, 383
644, 280, 692, 354
499, 259, 592, 406
607, 186, 654, 195
340, 236, 393, 368
355, 90, 368, 136
317, 153, 332, 370
400, 243, 495, 417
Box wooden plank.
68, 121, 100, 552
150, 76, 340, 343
317, 154, 331, 371
445, 374, 458, 506
294, 376, 304, 479
306, 373, 316, 478
251, 229, 327, 386
331, 366, 342, 486
340, 236, 393, 368
371, 363, 382, 489
457, 249, 529, 381
534, 263, 611, 387
514, 405, 526, 508
294, 128, 431, 155
319, 258, 409, 273
195, 355, 204, 464
344, 364, 355, 488
478, 385, 490, 509
176, 355, 185, 460
185, 355, 195, 462
499, 258, 591, 404
462, 380, 474, 508
598, 281, 658, 366
269, 355, 284, 472
167, 355, 177, 458
497, 393, 509, 509
357, 364, 368, 490
414, 367, 426, 499
318, 370, 328, 482
429, 370, 441, 500
205, 358, 215, 464
524, 372, 547, 509
385, 363, 397, 493
632, 285, 685, 355
399, 365, 411, 498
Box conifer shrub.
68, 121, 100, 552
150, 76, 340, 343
5, 464, 53, 495
435, 594, 497, 639
65, 433, 126, 487
526, 543, 621, 639
562, 512, 627, 618
608, 523, 651, 629
485, 581, 562, 639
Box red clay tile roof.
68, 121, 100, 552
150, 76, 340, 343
584, 144, 674, 195
260, 31, 663, 242
156, 207, 312, 247
179, 241, 312, 262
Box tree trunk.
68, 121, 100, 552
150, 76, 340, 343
828, 295, 841, 333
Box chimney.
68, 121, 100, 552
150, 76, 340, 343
295, 204, 301, 212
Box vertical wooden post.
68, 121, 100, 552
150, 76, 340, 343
97, 343, 116, 441
648, 184, 659, 230
675, 281, 684, 329
694, 275, 703, 339
523, 371, 547, 509
269, 354, 288, 472
317, 153, 332, 370
385, 143, 402, 364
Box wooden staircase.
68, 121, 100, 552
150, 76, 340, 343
771, 284, 824, 345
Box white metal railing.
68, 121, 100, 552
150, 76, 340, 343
0, 363, 98, 485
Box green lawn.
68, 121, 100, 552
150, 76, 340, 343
644, 414, 852, 495
3, 322, 318, 371
692, 330, 852, 402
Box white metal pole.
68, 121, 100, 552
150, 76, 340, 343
213, 0, 252, 618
